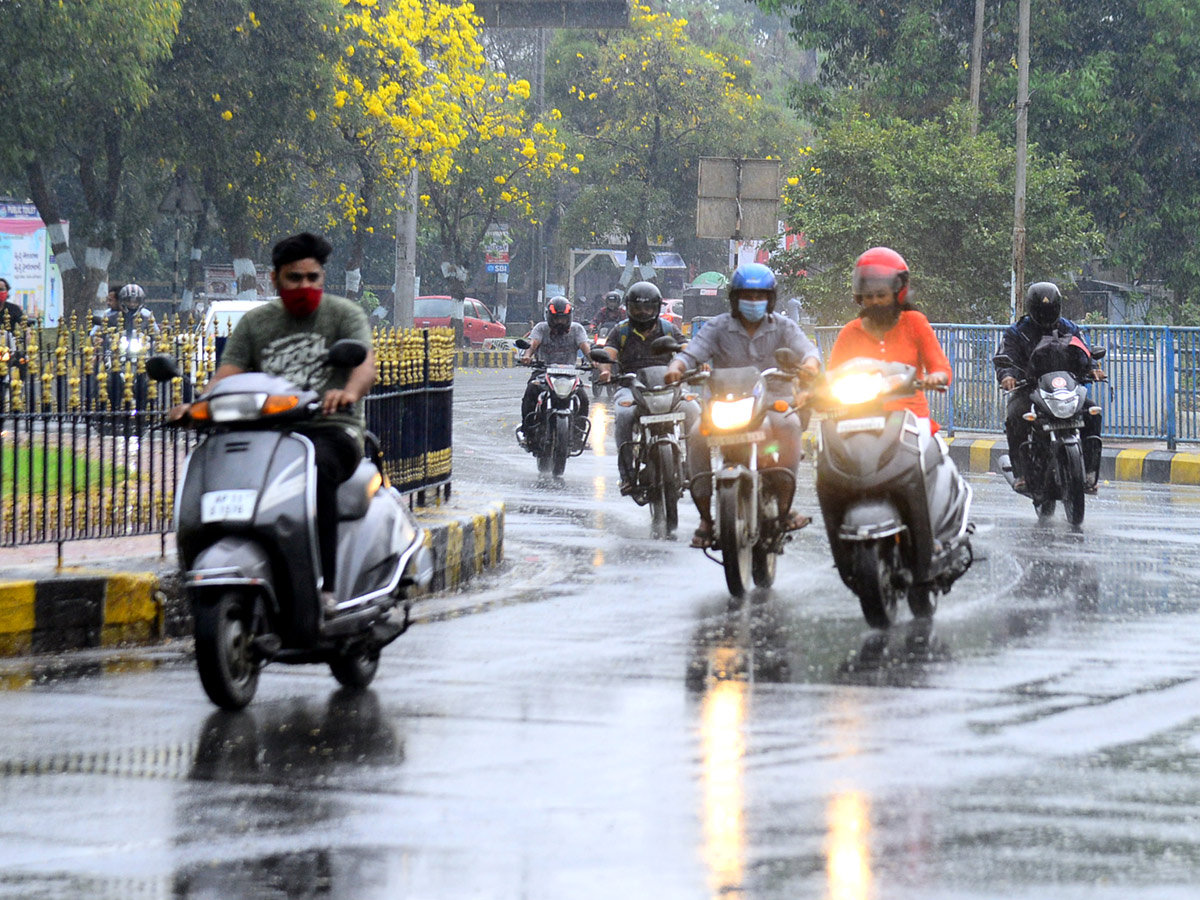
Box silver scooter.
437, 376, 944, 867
147, 341, 433, 710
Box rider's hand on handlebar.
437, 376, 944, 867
1000, 375, 1017, 392
321, 388, 357, 415
921, 371, 950, 391
1091, 366, 1107, 382
168, 402, 191, 422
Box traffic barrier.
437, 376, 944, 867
944, 437, 1200, 486
0, 318, 456, 549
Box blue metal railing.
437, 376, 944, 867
813, 324, 1200, 449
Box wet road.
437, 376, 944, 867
3, 367, 1200, 899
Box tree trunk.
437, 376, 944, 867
183, 198, 212, 315
25, 160, 87, 319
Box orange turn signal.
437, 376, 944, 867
262, 394, 301, 416
1022, 412, 1036, 422
773, 400, 790, 412
190, 400, 211, 421
1087, 406, 1102, 416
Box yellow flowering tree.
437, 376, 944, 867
417, 70, 575, 300
548, 6, 800, 269
328, 0, 486, 299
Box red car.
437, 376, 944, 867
413, 295, 507, 346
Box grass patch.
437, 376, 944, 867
1, 445, 129, 496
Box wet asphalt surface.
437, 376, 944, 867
2, 367, 1200, 899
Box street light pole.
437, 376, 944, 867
969, 0, 986, 137
394, 166, 418, 328
1011, 0, 1030, 322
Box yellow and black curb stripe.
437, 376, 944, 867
455, 349, 516, 368
0, 502, 505, 660
0, 572, 165, 659
945, 438, 1200, 486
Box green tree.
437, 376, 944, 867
0, 0, 182, 318
546, 5, 802, 270
776, 104, 1102, 324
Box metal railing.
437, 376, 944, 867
814, 323, 1200, 448
0, 317, 455, 550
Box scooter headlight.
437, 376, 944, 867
208, 392, 268, 422
831, 371, 886, 406
710, 397, 755, 430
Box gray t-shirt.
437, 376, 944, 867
529, 321, 588, 365
678, 312, 820, 371
220, 293, 372, 440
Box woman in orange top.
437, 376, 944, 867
828, 247, 951, 431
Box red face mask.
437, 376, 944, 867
0, 291, 8, 303
279, 286, 322, 317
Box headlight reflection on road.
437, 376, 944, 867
701, 656, 747, 899
589, 404, 608, 456
826, 790, 872, 900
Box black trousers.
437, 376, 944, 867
304, 428, 362, 592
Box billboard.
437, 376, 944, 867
0, 202, 62, 324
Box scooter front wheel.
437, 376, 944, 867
851, 540, 901, 629
717, 481, 752, 597
329, 644, 380, 688
195, 590, 261, 710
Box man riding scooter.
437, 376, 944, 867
664, 263, 821, 548
995, 281, 1105, 494
170, 232, 376, 614
595, 280, 699, 495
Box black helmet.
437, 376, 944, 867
603, 289, 623, 309
624, 281, 662, 327
546, 295, 572, 333
1025, 282, 1062, 330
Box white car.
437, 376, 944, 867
199, 299, 266, 347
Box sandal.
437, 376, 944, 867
690, 519, 714, 549
782, 510, 811, 532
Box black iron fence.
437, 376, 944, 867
0, 318, 455, 550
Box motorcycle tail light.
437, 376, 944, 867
262, 394, 301, 416
773, 400, 789, 412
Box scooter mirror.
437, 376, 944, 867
514, 338, 531, 350
774, 347, 802, 370
1091, 346, 1107, 361
650, 335, 681, 353
327, 339, 369, 369
145, 354, 180, 382
588, 348, 614, 364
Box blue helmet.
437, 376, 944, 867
729, 263, 777, 313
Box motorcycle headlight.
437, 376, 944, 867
119, 335, 145, 356
1042, 389, 1081, 419
831, 371, 886, 406
550, 376, 575, 399
710, 397, 755, 430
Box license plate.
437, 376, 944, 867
201, 490, 258, 523
1042, 418, 1083, 432
546, 365, 579, 376
836, 416, 887, 434
641, 411, 685, 424
708, 430, 766, 447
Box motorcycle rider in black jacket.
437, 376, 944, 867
994, 282, 1106, 493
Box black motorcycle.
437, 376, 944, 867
813, 358, 974, 629
995, 344, 1106, 528
515, 340, 591, 478
591, 345, 689, 537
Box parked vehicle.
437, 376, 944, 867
995, 345, 1107, 528
681, 283, 727, 337
198, 299, 267, 365
414, 295, 506, 346
692, 348, 809, 596
515, 339, 591, 478
146, 341, 433, 710
662, 298, 684, 328
591, 345, 688, 537
812, 358, 974, 628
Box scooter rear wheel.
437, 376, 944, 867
718, 481, 752, 597
195, 590, 261, 710
851, 540, 901, 629
329, 645, 380, 688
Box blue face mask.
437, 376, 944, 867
737, 299, 768, 322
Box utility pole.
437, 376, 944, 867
970, 0, 986, 137
394, 167, 417, 328
1011, 0, 1030, 322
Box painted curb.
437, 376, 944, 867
0, 501, 505, 659
455, 349, 516, 368
944, 438, 1200, 486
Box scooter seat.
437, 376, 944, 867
337, 459, 381, 520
